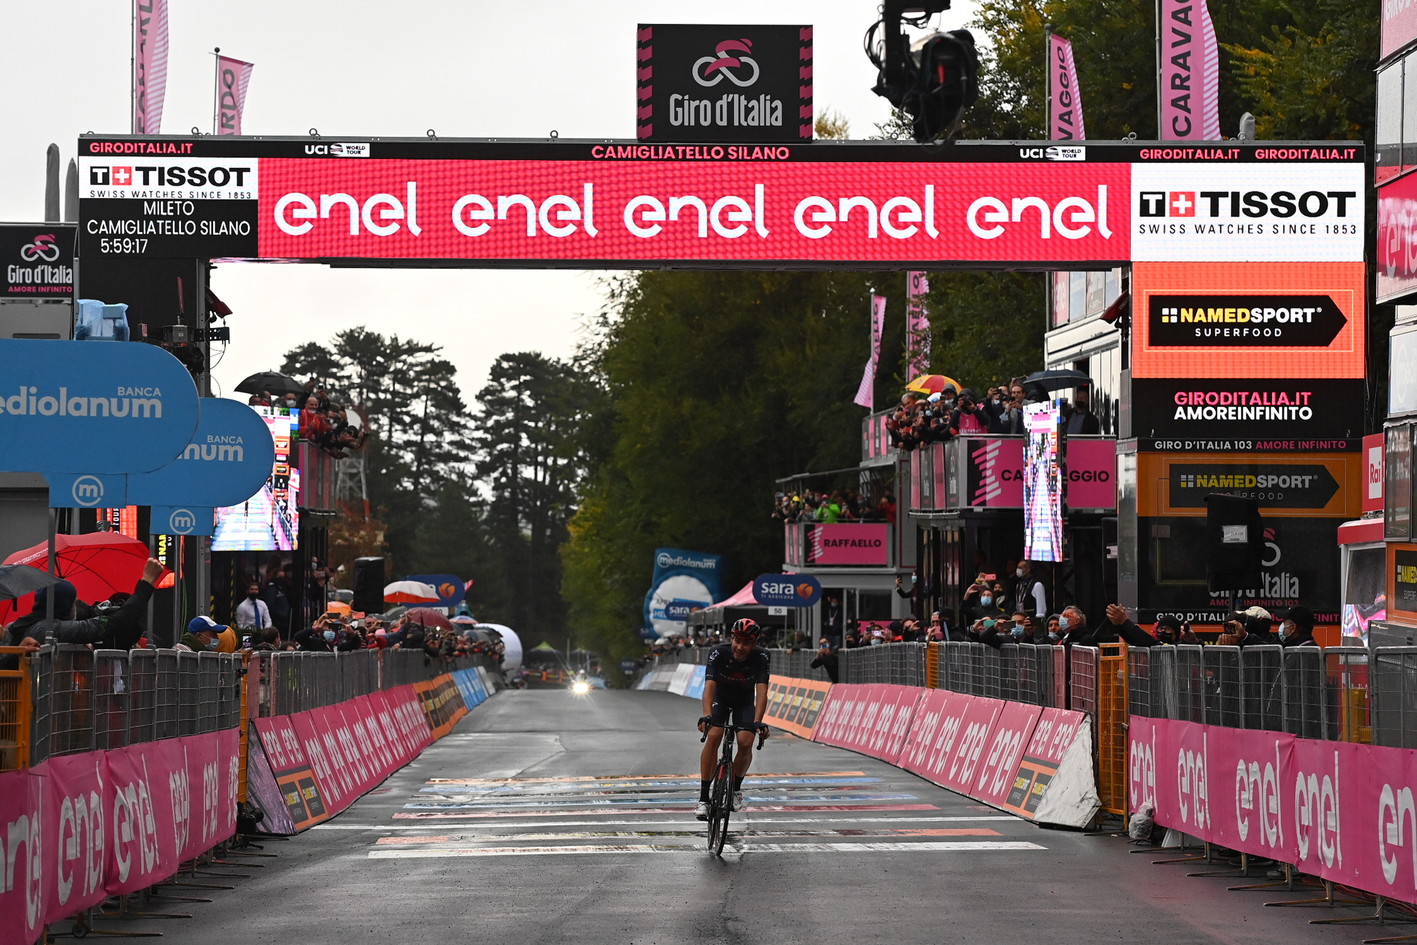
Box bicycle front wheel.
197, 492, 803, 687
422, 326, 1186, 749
707, 758, 733, 855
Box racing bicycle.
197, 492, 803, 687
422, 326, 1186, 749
699, 721, 767, 856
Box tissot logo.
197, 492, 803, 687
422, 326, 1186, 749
89, 166, 134, 186
1138, 190, 1357, 219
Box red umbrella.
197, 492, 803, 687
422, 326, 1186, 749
0, 533, 170, 622
403, 607, 455, 632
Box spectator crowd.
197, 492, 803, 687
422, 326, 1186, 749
884, 377, 1099, 452
247, 378, 369, 458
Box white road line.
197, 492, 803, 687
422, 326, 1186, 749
316, 815, 1019, 830
368, 841, 1045, 858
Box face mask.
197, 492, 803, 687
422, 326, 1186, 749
1010, 626, 1026, 640
980, 595, 993, 606
323, 629, 336, 643
1058, 615, 1071, 632
1048, 631, 1060, 643
206, 638, 221, 650
1278, 623, 1290, 642
1015, 568, 1025, 578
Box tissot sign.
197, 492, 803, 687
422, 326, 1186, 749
75, 138, 1363, 269
636, 24, 811, 143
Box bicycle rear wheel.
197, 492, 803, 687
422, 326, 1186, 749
707, 758, 733, 855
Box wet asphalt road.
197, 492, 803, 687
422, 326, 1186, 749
86, 689, 1386, 945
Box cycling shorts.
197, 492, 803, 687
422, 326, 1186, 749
708, 692, 757, 728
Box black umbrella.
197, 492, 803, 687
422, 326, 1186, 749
235, 371, 306, 398
0, 564, 62, 602
1023, 369, 1092, 391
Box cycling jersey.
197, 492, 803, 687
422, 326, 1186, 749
704, 643, 771, 696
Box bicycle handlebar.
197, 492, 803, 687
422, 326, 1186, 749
699, 721, 768, 749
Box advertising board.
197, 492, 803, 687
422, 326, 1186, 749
1378, 170, 1417, 302
958, 436, 1116, 511
1132, 261, 1365, 379
1137, 451, 1361, 519
805, 523, 888, 566
1392, 543, 1417, 619
636, 24, 811, 142
75, 138, 1363, 269
0, 223, 75, 298
1129, 378, 1365, 443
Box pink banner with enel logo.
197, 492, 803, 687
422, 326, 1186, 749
255, 158, 1130, 265
1126, 717, 1417, 904
812, 684, 923, 764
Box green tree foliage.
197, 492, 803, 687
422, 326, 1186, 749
283, 329, 476, 575
971, 0, 1374, 143
471, 353, 598, 637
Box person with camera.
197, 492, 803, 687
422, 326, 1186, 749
1, 557, 165, 668
986, 378, 1028, 435
950, 388, 990, 436
810, 637, 839, 683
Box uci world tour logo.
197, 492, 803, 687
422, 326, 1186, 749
694, 39, 759, 87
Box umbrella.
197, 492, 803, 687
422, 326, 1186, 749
0, 565, 61, 601
403, 607, 455, 632
235, 370, 306, 398
1023, 369, 1092, 392
383, 580, 439, 604
0, 533, 171, 622
905, 374, 961, 396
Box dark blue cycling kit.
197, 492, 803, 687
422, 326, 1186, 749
704, 643, 771, 725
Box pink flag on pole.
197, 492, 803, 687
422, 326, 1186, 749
1049, 35, 1086, 141
216, 56, 255, 135
906, 271, 930, 378
853, 295, 887, 409
1159, 0, 1221, 140
132, 0, 170, 134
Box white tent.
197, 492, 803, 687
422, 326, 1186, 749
475, 623, 522, 673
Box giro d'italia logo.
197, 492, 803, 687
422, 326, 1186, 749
693, 39, 759, 87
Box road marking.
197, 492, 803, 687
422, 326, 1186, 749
368, 841, 1045, 859
316, 815, 1017, 830
425, 771, 867, 785
393, 803, 941, 819
405, 792, 919, 808
375, 827, 1002, 844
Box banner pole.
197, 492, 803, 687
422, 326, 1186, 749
1044, 27, 1053, 140
1155, 0, 1164, 139
212, 47, 221, 135
130, 0, 136, 134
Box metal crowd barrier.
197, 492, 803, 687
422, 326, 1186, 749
21, 644, 244, 769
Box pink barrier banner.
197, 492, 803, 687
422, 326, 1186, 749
812, 684, 922, 763
893, 688, 1006, 794
1126, 718, 1417, 905
972, 701, 1043, 807
41, 754, 107, 923
806, 523, 890, 566
897, 689, 970, 782
0, 770, 44, 945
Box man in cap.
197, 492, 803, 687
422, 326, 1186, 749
181, 615, 230, 651
1278, 606, 1319, 647
1, 557, 165, 667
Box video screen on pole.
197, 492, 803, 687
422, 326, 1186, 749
211, 407, 300, 552
1023, 401, 1063, 563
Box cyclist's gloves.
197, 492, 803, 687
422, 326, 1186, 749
698, 715, 712, 726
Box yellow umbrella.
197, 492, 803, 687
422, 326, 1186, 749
325, 601, 352, 615
905, 374, 960, 396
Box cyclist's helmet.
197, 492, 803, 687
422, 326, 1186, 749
731, 618, 761, 641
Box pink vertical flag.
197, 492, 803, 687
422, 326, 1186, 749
853, 295, 887, 409
906, 271, 931, 378
132, 0, 170, 134
216, 56, 255, 135
1049, 35, 1086, 140
1159, 0, 1221, 140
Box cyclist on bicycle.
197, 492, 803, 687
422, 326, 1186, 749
696, 617, 771, 820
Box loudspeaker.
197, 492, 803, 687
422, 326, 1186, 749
1204, 494, 1263, 591
352, 556, 384, 614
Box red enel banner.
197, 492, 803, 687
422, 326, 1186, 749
254, 158, 1129, 265
1127, 717, 1417, 903
0, 730, 240, 945
812, 684, 923, 764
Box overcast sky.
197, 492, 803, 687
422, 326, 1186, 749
2, 1, 977, 405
